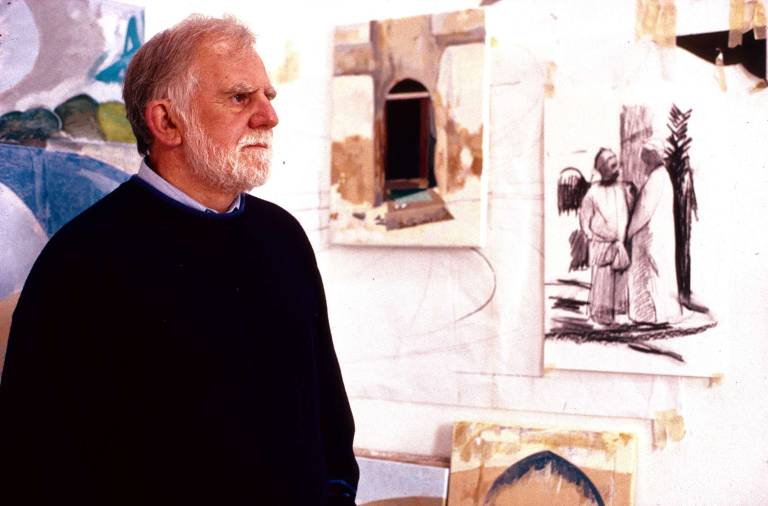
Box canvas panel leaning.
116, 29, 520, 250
448, 421, 636, 506
329, 9, 488, 246
0, 0, 143, 371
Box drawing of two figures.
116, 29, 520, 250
580, 140, 681, 326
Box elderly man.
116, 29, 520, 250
0, 16, 358, 505
626, 139, 682, 324
579, 148, 632, 325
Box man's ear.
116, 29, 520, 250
144, 100, 183, 148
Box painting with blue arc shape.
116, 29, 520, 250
0, 143, 129, 237
484, 450, 604, 506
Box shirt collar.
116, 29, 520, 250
136, 158, 241, 214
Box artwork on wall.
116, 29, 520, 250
329, 9, 488, 246
448, 422, 636, 506
356, 456, 449, 506
541, 21, 748, 376
0, 0, 142, 370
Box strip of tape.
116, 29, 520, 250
754, 1, 767, 39
715, 51, 728, 92
652, 409, 686, 450
544, 62, 556, 99
636, 0, 677, 47
730, 0, 768, 46
730, 0, 747, 48
709, 373, 725, 387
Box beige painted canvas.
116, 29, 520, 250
330, 9, 488, 246
448, 422, 636, 506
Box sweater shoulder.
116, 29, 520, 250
35, 179, 141, 265
243, 194, 306, 235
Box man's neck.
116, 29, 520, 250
148, 152, 239, 213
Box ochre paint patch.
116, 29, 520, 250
445, 119, 482, 193
334, 45, 374, 76
521, 429, 629, 457
431, 9, 485, 36
453, 424, 631, 466
332, 135, 375, 205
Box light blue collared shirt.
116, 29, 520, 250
136, 159, 242, 214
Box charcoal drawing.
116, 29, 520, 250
546, 104, 716, 363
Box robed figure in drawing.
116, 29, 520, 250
578, 148, 632, 325
626, 140, 682, 324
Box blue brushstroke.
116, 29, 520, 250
0, 144, 129, 236
483, 450, 605, 506
95, 15, 142, 83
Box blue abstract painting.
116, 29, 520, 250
0, 0, 144, 370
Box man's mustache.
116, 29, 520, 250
238, 131, 272, 150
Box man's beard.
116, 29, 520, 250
183, 114, 273, 194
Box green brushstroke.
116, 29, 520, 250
97, 101, 135, 144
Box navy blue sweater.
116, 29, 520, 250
0, 177, 358, 505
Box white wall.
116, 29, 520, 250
123, 1, 768, 504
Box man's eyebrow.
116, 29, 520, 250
223, 82, 257, 95
223, 82, 277, 100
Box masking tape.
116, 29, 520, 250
652, 409, 686, 450
754, 1, 767, 39
715, 52, 728, 92
730, 0, 747, 48
708, 373, 725, 387
544, 62, 556, 98
636, 0, 677, 47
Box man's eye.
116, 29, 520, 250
233, 94, 247, 103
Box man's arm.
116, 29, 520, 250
0, 238, 94, 503
311, 259, 359, 505
578, 193, 595, 239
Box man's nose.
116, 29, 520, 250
248, 95, 279, 129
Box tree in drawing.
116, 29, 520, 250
664, 105, 699, 308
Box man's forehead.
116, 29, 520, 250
196, 38, 258, 61
192, 41, 268, 85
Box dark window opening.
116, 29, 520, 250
384, 79, 436, 200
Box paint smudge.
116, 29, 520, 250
55, 94, 105, 141
97, 101, 135, 143
0, 108, 60, 146
331, 135, 375, 205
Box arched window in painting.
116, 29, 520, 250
384, 79, 436, 200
